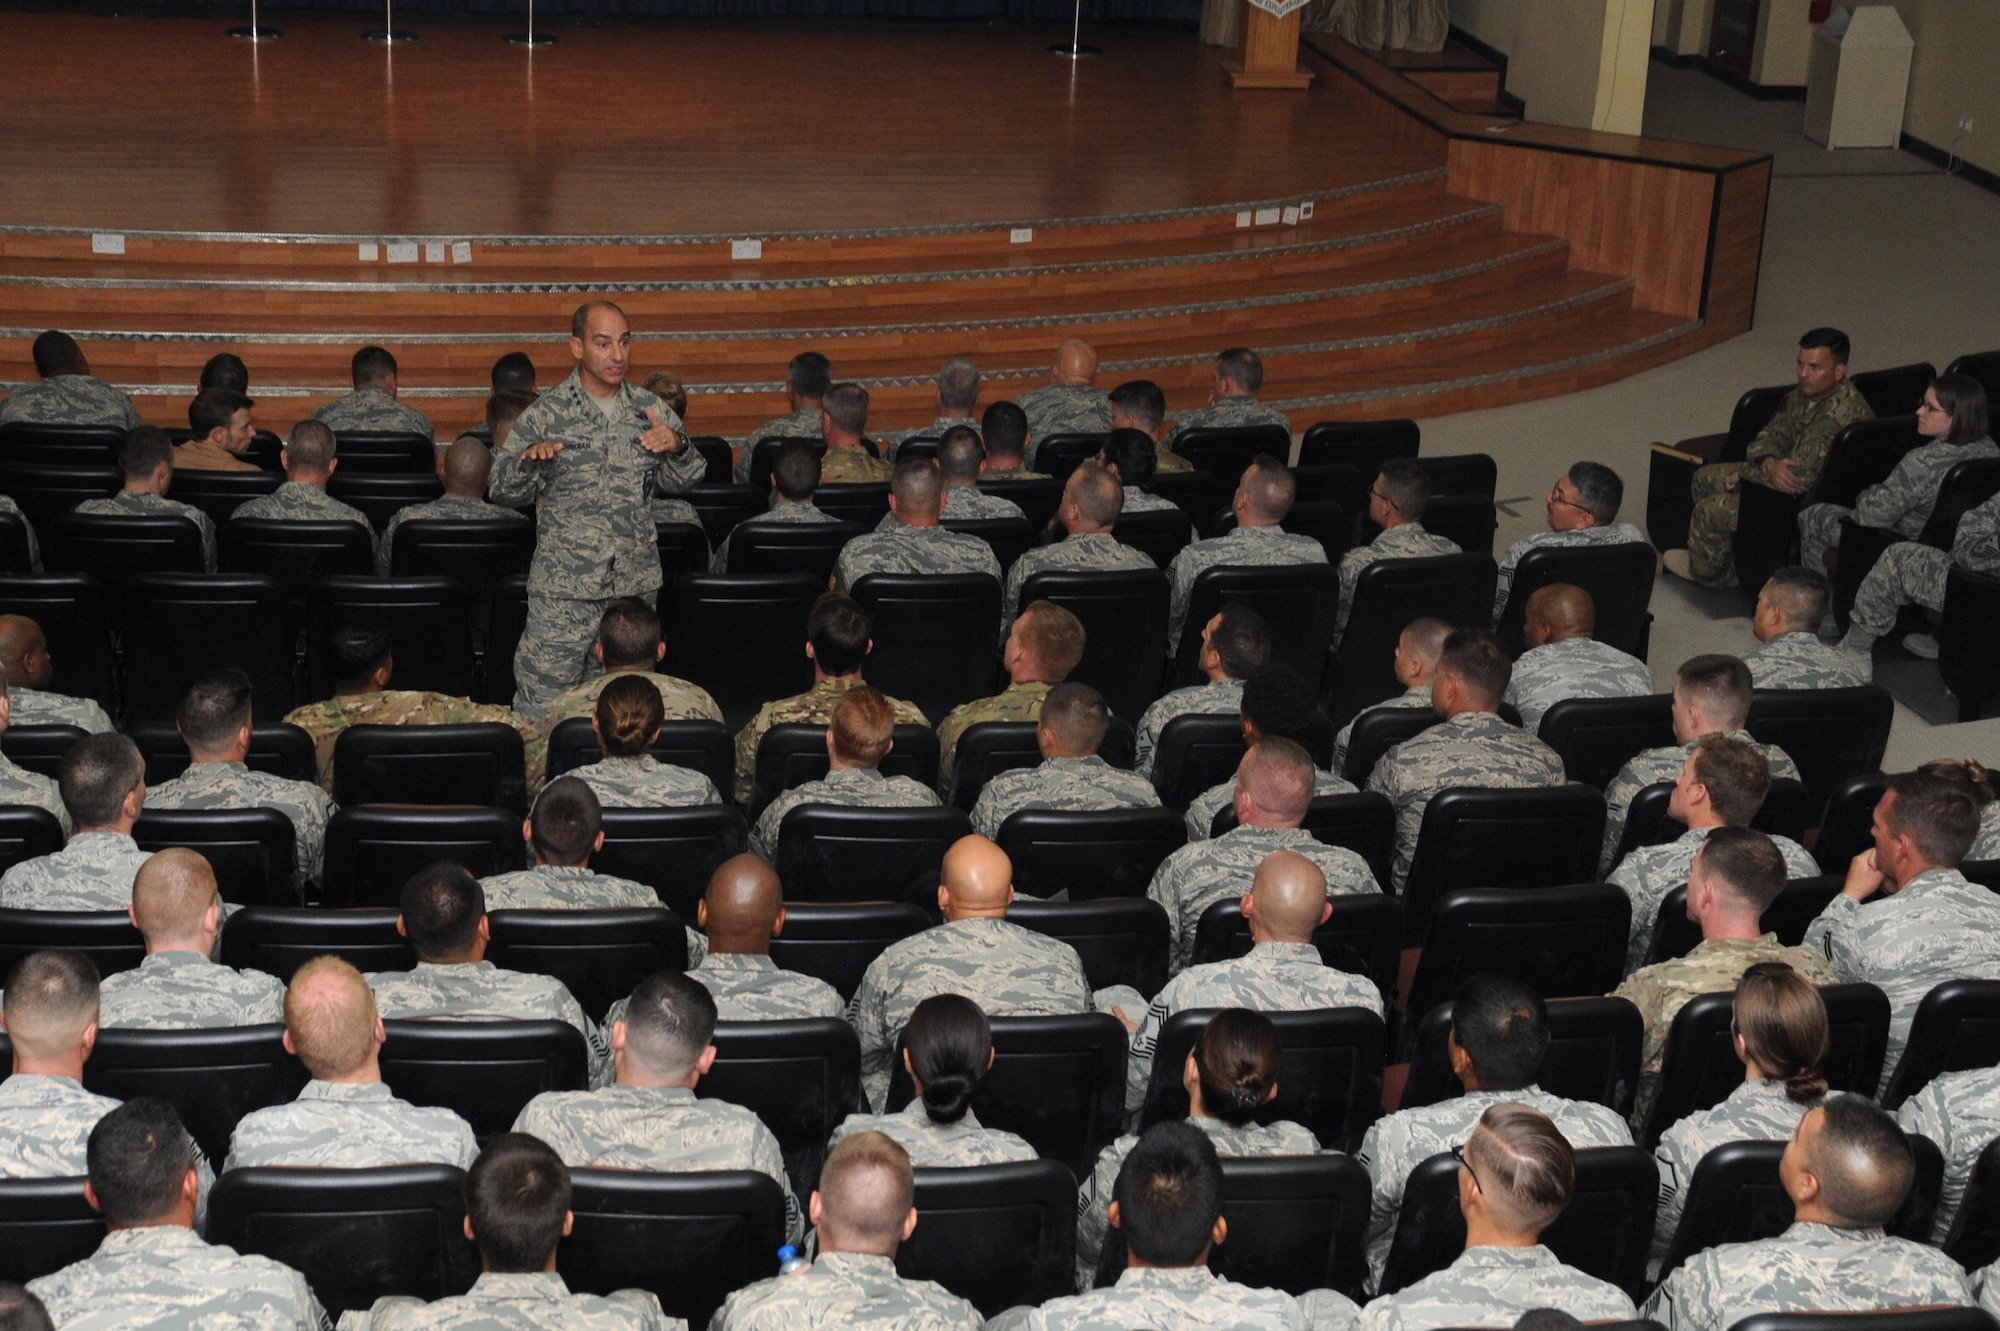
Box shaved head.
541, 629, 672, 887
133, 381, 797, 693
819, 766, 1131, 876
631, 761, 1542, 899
130, 849, 220, 946
1053, 339, 1099, 382
1247, 851, 1328, 942
701, 854, 785, 952
2, 950, 99, 1064
890, 457, 943, 522
284, 956, 379, 1080
940, 835, 1015, 918
1237, 738, 1313, 825
1238, 456, 1296, 523
1799, 1097, 1916, 1228
813, 1130, 916, 1256
0, 615, 47, 688
1524, 584, 1596, 643
441, 437, 495, 496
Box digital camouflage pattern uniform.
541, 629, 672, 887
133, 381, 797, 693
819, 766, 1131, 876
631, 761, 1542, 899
1797, 435, 1998, 570
734, 407, 825, 482
938, 680, 1053, 778
231, 480, 377, 553
1600, 734, 1801, 875
1334, 524, 1460, 644
478, 864, 657, 911
512, 1083, 802, 1242
1503, 637, 1656, 736
993, 1265, 1354, 1331
832, 521, 1000, 595
1492, 523, 1649, 622
224, 1079, 477, 1171
0, 493, 41, 570
1163, 394, 1292, 448
1331, 687, 1431, 783
285, 690, 547, 795
828, 1099, 1038, 1168
1901, 1066, 2000, 1243
543, 669, 723, 731
1652, 1077, 1820, 1275
1744, 631, 1870, 690
28, 1226, 330, 1331
686, 951, 846, 1022
0, 372, 142, 429
73, 489, 217, 571
750, 766, 941, 862
1168, 525, 1329, 655
1148, 826, 1380, 975
850, 916, 1092, 1110
376, 493, 528, 576
1976, 801, 2000, 862
1642, 1221, 1974, 1330
1358, 1245, 1637, 1331
143, 759, 335, 893
1183, 766, 1356, 843
351, 1272, 679, 1331
1016, 384, 1111, 462
984, 462, 1052, 481
1122, 485, 1189, 519
1686, 380, 1874, 584
1135, 679, 1244, 780
490, 368, 704, 719
569, 754, 718, 810
366, 959, 611, 1088
0, 749, 69, 834
885, 416, 981, 461
0, 830, 152, 910
312, 385, 435, 437
97, 949, 285, 1029
1367, 711, 1565, 892
0, 1073, 122, 1177
940, 484, 1026, 523
1849, 488, 2000, 637
970, 755, 1160, 841
1356, 1087, 1634, 1289
1609, 826, 1820, 975
1000, 532, 1155, 630
10, 684, 113, 732
733, 677, 932, 805
708, 1250, 982, 1331
1804, 866, 2000, 1075
710, 496, 844, 573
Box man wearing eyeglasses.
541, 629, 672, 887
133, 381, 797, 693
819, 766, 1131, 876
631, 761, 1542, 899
1335, 460, 1459, 648
1493, 461, 1647, 624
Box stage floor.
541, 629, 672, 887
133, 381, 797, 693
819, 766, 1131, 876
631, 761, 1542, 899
0, 13, 1433, 238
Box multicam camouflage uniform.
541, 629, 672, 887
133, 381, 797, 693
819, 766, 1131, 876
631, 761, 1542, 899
1803, 866, 2000, 1076
938, 681, 1053, 778
0, 1073, 122, 1177
709, 1250, 982, 1331
850, 916, 1092, 1110
0, 830, 152, 910
1610, 826, 1820, 975
734, 407, 825, 481
995, 1265, 1353, 1331
1366, 711, 1565, 892
1744, 631, 1870, 690
352, 1272, 679, 1331
490, 369, 704, 718
1163, 395, 1292, 448
478, 864, 657, 910
73, 489, 218, 571
1148, 827, 1380, 975
885, 416, 981, 461
1503, 637, 1655, 736
1169, 525, 1329, 654
284, 690, 547, 795
710, 496, 844, 572
0, 493, 41, 570
734, 678, 931, 805
1134, 678, 1244, 780
1358, 1245, 1637, 1331
970, 755, 1160, 842
1331, 687, 1431, 783
1653, 1077, 1821, 1274
1016, 384, 1111, 461
231, 481, 377, 551
376, 493, 528, 576
1000, 532, 1155, 629
1901, 1066, 2000, 1243
366, 960, 611, 1088
513, 1083, 802, 1241
821, 445, 893, 485
940, 484, 1027, 523
28, 1226, 330, 1331
312, 385, 435, 437
1849, 488, 2000, 637
1356, 1088, 1634, 1289
569, 754, 719, 810
0, 372, 142, 429
10, 684, 112, 732
143, 759, 334, 893
97, 950, 286, 1029
543, 669, 723, 731
1600, 734, 1801, 875
224, 1080, 478, 1171
829, 1099, 1038, 1168
832, 521, 1000, 595
0, 749, 70, 834
1183, 766, 1356, 843
1797, 435, 1999, 570
1642, 1220, 1974, 1330
1492, 523, 1650, 622
750, 766, 941, 862
1686, 380, 1874, 585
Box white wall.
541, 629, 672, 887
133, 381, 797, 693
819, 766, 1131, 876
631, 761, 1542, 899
1458, 0, 1655, 134
1885, 0, 2000, 177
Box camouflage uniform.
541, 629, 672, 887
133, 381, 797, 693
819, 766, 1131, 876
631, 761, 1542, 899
821, 446, 894, 485
750, 766, 941, 862
478, 864, 658, 910
73, 489, 218, 571
1122, 485, 1188, 518
544, 670, 723, 732
734, 677, 932, 805
1613, 935, 1836, 1127
850, 916, 1092, 1110
938, 485, 1025, 523
970, 755, 1161, 841
0, 830, 152, 910
1331, 687, 1430, 784
1601, 734, 1801, 875
1163, 395, 1293, 448
885, 416, 981, 461
490, 369, 703, 718
28, 1226, 330, 1331
1356, 1087, 1634, 1289
1906, 1068, 2000, 1243
376, 493, 528, 576
513, 1083, 802, 1242
938, 681, 1053, 778
1609, 826, 1820, 976
995, 1265, 1351, 1331
1168, 525, 1329, 655
1334, 524, 1460, 643
1797, 436, 1999, 570
1976, 802, 2000, 863
1653, 1077, 1820, 1274
688, 951, 846, 1022
709, 1250, 982, 1331
832, 522, 1000, 595
1804, 866, 2000, 1077
0, 493, 40, 570
10, 684, 113, 732
0, 1073, 122, 1177
984, 463, 1052, 481
312, 385, 435, 437
1123, 941, 1383, 1116
98, 949, 286, 1029
143, 759, 335, 893
1642, 1220, 1974, 1330
354, 1272, 678, 1331
735, 407, 825, 481
1744, 631, 1870, 690
1183, 767, 1356, 843
1000, 532, 1155, 630
1367, 710, 1566, 892
284, 690, 547, 795
570, 754, 719, 810
1015, 384, 1112, 461
1849, 488, 2000, 636
1075, 1115, 1322, 1290
829, 1099, 1038, 1168
0, 372, 142, 429
1492, 523, 1650, 622
1686, 380, 1874, 584
367, 960, 611, 1088
1358, 1245, 1637, 1331
711, 497, 844, 573
1148, 826, 1381, 975
1134, 679, 1244, 780
231, 481, 378, 551
1503, 637, 1655, 736
0, 749, 70, 834
224, 1079, 478, 1171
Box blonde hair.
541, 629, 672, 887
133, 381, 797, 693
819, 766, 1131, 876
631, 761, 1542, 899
284, 956, 378, 1079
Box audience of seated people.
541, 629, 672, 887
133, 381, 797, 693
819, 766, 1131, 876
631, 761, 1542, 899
0, 664, 71, 832
833, 453, 998, 593
570, 673, 720, 809
968, 680, 1158, 841
1169, 453, 1326, 654
0, 614, 112, 732
1337, 459, 1460, 646
1182, 662, 1356, 844
98, 849, 284, 1029
311, 343, 435, 438
829, 992, 1038, 1167
1333, 615, 1447, 780
1134, 602, 1271, 779
937, 599, 1085, 774
72, 424, 217, 571
1492, 460, 1645, 623
735, 351, 832, 480
1743, 565, 1869, 689
1107, 379, 1194, 475
1162, 346, 1292, 448
0, 330, 141, 430
998, 463, 1151, 629
175, 386, 261, 472
749, 684, 940, 861
1500, 584, 1652, 736
1015, 338, 1112, 459
232, 420, 376, 554
374, 433, 526, 575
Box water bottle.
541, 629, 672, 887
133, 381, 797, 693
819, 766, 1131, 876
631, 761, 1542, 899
777, 1244, 811, 1276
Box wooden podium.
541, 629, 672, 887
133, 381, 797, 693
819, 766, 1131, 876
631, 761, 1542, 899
1223, 1, 1316, 89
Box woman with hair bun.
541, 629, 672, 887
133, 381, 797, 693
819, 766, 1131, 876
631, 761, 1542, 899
1649, 962, 1829, 1276
569, 674, 720, 809
1073, 1008, 1318, 1290
1919, 759, 2000, 862
828, 994, 1036, 1167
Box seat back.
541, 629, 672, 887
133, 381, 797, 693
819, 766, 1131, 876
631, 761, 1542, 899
1209, 1154, 1371, 1300
1174, 562, 1338, 688
726, 518, 864, 579
1193, 894, 1400, 1010
1030, 433, 1106, 481
1339, 705, 1440, 786
379, 1020, 588, 1140
1814, 771, 1892, 872
851, 573, 1004, 723
83, 1025, 305, 1165
1722, 383, 1797, 461
485, 908, 689, 1019
329, 430, 434, 474
979, 477, 1064, 532
1407, 885, 1632, 1023
943, 516, 1036, 572
0, 1178, 106, 1286
1402, 996, 1644, 1116
813, 484, 891, 528
749, 722, 941, 819
996, 806, 1186, 903
1112, 506, 1196, 568
660, 574, 823, 731
1019, 568, 1171, 724
947, 720, 1045, 810
685, 484, 766, 548
322, 806, 526, 908
1417, 494, 1499, 556
1497, 542, 1658, 658
45, 513, 207, 606
0, 510, 32, 574
1171, 425, 1290, 492
593, 805, 748, 920
1622, 776, 1810, 861
1745, 684, 1894, 819
0, 572, 116, 708
388, 519, 537, 610
206, 1165, 479, 1317
133, 807, 299, 907
685, 436, 733, 485
1731, 1311, 1995, 1331
1814, 415, 1928, 508
1298, 418, 1420, 473
1880, 979, 2000, 1109
1850, 361, 1938, 418
1944, 1135, 2000, 1272
305, 576, 475, 700
167, 469, 284, 526
1324, 554, 1498, 726
0, 806, 65, 878
562, 1170, 787, 1330
655, 520, 713, 585
703, 1018, 863, 1200
121, 573, 295, 722
766, 901, 932, 1001
1402, 786, 1607, 944
0, 907, 144, 983
1138, 1007, 1387, 1152
1538, 694, 1677, 790
0, 421, 124, 466
477, 574, 530, 705
219, 518, 375, 600
1655, 1139, 1794, 1279
1942, 565, 2000, 722
1004, 898, 1171, 998
0, 724, 86, 780
1917, 457, 2000, 550
0, 462, 121, 533
326, 472, 445, 530
899, 1161, 1079, 1317
1415, 452, 1498, 499
774, 805, 973, 905
545, 715, 735, 794
1732, 480, 1804, 605
1947, 350, 2000, 401
1150, 713, 1249, 810
1210, 791, 1398, 887
332, 723, 528, 817
218, 906, 411, 982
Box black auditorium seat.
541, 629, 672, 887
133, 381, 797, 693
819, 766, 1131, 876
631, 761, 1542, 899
1418, 494, 1498, 557
1324, 553, 1497, 727
748, 722, 940, 820
1832, 456, 2000, 632
726, 518, 864, 579
389, 519, 537, 623
1192, 896, 1400, 1008
1646, 381, 1791, 551
0, 1178, 105, 1287
485, 908, 689, 1020
774, 805, 973, 905
945, 721, 1044, 811
1298, 418, 1419, 473
1745, 684, 1894, 819
1150, 713, 1249, 811
851, 573, 1003, 724
476, 575, 530, 706
685, 485, 765, 550
545, 716, 734, 793
1019, 568, 1171, 724
321, 807, 525, 908
0, 806, 64, 878
219, 519, 375, 621
329, 430, 434, 474
594, 805, 748, 920
0, 907, 144, 982
82, 1025, 305, 1166
1338, 704, 1440, 786
561, 1170, 786, 1330
44, 513, 207, 619
1029, 434, 1104, 482
0, 462, 120, 534
1400, 785, 1607, 945
660, 574, 821, 731
765, 901, 932, 1002
1138, 1007, 1386, 1152
686, 436, 733, 485
1537, 694, 1677, 790
0, 421, 123, 467
1945, 1136, 2000, 1272
1879, 979, 2000, 1110
0, 572, 117, 710
703, 1018, 863, 1200
1813, 772, 1891, 871
1173, 564, 1339, 688
1402, 995, 1643, 1117
1005, 897, 1171, 999
1496, 541, 1657, 659
1941, 564, 2000, 723
898, 1161, 1078, 1318
127, 721, 316, 786
168, 468, 282, 527
1110, 507, 1196, 568
378, 1020, 588, 1141
133, 808, 298, 907
1653, 1139, 1793, 1279
326, 471, 444, 530
305, 576, 475, 701
944, 516, 1036, 573
813, 484, 891, 528
1404, 886, 1632, 1031
1209, 791, 1397, 887
0, 724, 87, 780
980, 477, 1063, 532
331, 723, 527, 816
218, 907, 411, 983
122, 572, 295, 722
1170, 425, 1289, 492
1211, 1154, 1372, 1300
655, 520, 712, 584
0, 509, 33, 574
997, 807, 1187, 903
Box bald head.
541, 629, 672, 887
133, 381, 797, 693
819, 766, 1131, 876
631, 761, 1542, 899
813, 1130, 917, 1256
1236, 737, 1314, 827
441, 437, 495, 497
1523, 584, 1596, 646
0, 616, 46, 688
1052, 339, 1099, 384
130, 849, 220, 950
1247, 851, 1329, 942
939, 835, 1015, 919
700, 853, 785, 954
283, 956, 381, 1081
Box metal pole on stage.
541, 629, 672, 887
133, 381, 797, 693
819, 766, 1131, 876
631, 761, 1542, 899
363, 0, 416, 43
1048, 0, 1099, 57
227, 0, 281, 41
506, 0, 556, 47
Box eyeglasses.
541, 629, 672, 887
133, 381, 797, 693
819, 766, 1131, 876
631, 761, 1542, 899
1548, 485, 1589, 512
1451, 1143, 1482, 1192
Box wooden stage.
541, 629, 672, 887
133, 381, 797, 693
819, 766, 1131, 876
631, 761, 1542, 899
0, 14, 1772, 438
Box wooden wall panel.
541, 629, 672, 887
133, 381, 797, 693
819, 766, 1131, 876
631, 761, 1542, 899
1704, 160, 1773, 335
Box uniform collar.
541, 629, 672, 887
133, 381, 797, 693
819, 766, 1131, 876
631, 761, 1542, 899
178, 760, 250, 779
1687, 933, 1784, 959
699, 952, 777, 974
813, 1250, 898, 1277
66, 830, 138, 851
468, 1271, 573, 1301
411, 960, 497, 977
1785, 1220, 1883, 1242
895, 1099, 984, 1131
1113, 1265, 1224, 1291
139, 950, 216, 971
1768, 631, 1821, 646
824, 767, 887, 786
556, 367, 637, 413
1899, 867, 1972, 897
300, 1080, 395, 1102
1248, 941, 1322, 962
605, 1083, 696, 1103
1044, 755, 1109, 772
1452, 1244, 1562, 1269
97, 1225, 208, 1256
0, 1072, 91, 1099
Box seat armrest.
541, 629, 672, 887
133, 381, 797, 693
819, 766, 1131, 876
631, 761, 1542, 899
1662, 432, 1730, 465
